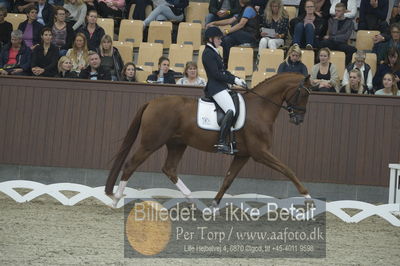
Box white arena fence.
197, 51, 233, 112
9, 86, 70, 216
1, 180, 399, 226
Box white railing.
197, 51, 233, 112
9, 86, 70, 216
1, 180, 399, 226
389, 164, 400, 204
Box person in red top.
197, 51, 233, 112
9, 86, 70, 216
0, 29, 31, 75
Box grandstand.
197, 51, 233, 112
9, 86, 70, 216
0, 1, 399, 94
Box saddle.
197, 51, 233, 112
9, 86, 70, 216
197, 91, 246, 132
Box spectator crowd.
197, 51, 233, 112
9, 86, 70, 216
0, 0, 399, 95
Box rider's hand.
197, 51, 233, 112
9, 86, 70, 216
234, 77, 247, 88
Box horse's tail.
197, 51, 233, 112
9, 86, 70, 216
105, 103, 149, 196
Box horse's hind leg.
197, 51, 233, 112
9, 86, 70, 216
253, 150, 310, 197
214, 155, 249, 205
112, 146, 158, 207
161, 141, 189, 197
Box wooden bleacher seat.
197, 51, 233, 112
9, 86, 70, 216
330, 51, 346, 80
252, 71, 275, 87
300, 49, 315, 74
230, 70, 246, 79
169, 44, 194, 73
97, 18, 114, 40
113, 41, 134, 64
136, 65, 153, 82
147, 21, 172, 49
6, 13, 26, 30
137, 42, 163, 71
355, 30, 380, 52
185, 2, 209, 28
228, 47, 254, 76
283, 6, 297, 21
177, 22, 202, 50
118, 19, 143, 48
258, 49, 284, 73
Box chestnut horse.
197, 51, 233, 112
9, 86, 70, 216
105, 72, 312, 207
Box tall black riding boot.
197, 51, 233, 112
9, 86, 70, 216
214, 110, 235, 154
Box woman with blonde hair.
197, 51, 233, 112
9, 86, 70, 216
66, 32, 89, 73
176, 61, 206, 86
375, 73, 400, 96
96, 34, 124, 81
277, 44, 308, 76
340, 69, 368, 94
56, 56, 78, 78
310, 47, 339, 92
64, 0, 87, 30
259, 0, 288, 51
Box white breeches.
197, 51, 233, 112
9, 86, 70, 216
258, 37, 285, 51
212, 90, 236, 115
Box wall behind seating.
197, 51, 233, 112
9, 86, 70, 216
0, 76, 399, 187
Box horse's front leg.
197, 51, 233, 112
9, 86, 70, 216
252, 149, 310, 198
213, 155, 250, 206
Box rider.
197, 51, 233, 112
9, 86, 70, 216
202, 26, 247, 154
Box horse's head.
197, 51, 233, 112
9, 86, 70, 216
285, 75, 311, 125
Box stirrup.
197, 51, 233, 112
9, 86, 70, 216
214, 143, 237, 155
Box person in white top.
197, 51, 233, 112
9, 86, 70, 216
176, 62, 206, 86
64, 0, 87, 31
375, 72, 400, 96
342, 50, 373, 91
329, 0, 357, 19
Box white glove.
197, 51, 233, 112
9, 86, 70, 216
234, 77, 247, 88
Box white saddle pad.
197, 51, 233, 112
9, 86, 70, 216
197, 93, 246, 131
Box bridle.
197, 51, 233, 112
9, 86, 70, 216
238, 79, 311, 116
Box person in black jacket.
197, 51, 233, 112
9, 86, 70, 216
96, 34, 123, 81
79, 50, 111, 80
35, 0, 54, 26
290, 0, 326, 49
18, 6, 43, 49
78, 10, 105, 51
56, 55, 79, 78
0, 7, 13, 49
298, 0, 331, 20
127, 0, 153, 20
205, 0, 241, 24
202, 27, 247, 154
206, 0, 259, 65
146, 56, 176, 84
14, 0, 34, 13
0, 29, 31, 75
31, 27, 59, 77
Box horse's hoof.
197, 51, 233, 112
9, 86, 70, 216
107, 194, 121, 208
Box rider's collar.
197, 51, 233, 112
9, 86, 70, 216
206, 43, 220, 56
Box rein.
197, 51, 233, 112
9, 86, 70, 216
233, 79, 310, 114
